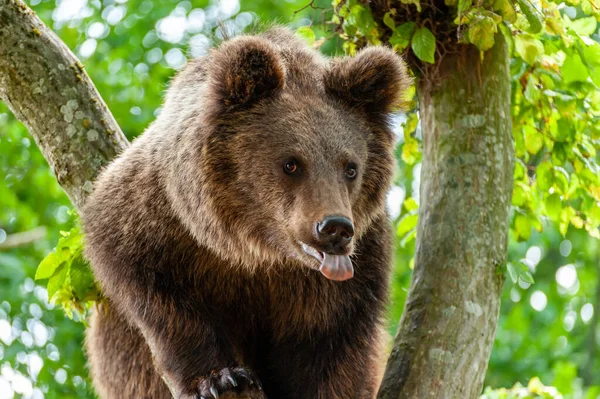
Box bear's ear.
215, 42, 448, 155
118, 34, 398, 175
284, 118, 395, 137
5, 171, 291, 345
324, 47, 411, 116
208, 36, 285, 110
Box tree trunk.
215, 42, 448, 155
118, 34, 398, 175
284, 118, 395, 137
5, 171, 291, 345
378, 35, 514, 399
0, 0, 128, 210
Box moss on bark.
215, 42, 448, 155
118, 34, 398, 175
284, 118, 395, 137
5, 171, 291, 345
0, 0, 129, 210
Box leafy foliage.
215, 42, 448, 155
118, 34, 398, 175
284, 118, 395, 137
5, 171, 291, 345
482, 377, 564, 398
35, 225, 101, 320
0, 0, 599, 397
0, 108, 95, 397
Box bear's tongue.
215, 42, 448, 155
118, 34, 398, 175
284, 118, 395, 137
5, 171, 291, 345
319, 253, 354, 281
300, 242, 354, 281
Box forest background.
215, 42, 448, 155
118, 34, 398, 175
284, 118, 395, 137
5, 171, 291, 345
0, 0, 599, 398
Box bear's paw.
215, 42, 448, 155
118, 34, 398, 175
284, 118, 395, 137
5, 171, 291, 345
193, 366, 263, 399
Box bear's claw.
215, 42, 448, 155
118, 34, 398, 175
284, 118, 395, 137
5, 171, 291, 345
195, 366, 261, 399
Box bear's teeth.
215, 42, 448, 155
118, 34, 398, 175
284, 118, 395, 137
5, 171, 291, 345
300, 242, 323, 262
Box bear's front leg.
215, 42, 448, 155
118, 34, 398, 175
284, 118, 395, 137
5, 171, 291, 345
136, 306, 265, 399
99, 272, 264, 399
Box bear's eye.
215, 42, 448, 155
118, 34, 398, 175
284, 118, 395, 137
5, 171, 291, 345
283, 159, 299, 175
345, 163, 358, 180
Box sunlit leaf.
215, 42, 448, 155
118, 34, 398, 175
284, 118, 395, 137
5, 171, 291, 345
296, 26, 316, 46
562, 52, 589, 84
390, 22, 416, 51
397, 212, 418, 236
568, 16, 597, 36
411, 26, 436, 63
536, 162, 553, 191
515, 34, 544, 65
467, 14, 498, 52
515, 214, 532, 240
383, 12, 395, 30
545, 193, 562, 221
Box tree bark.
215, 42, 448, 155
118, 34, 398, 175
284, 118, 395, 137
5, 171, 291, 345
0, 0, 128, 210
377, 35, 514, 399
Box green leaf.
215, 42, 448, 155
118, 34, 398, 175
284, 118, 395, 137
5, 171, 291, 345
569, 16, 597, 36
515, 214, 532, 241
552, 142, 568, 165
458, 0, 472, 14
35, 251, 64, 280
524, 75, 541, 103
346, 3, 380, 43
562, 53, 589, 84
524, 125, 543, 154
507, 261, 535, 284
343, 41, 357, 56
536, 161, 553, 191
507, 262, 520, 283
467, 15, 498, 52
403, 110, 419, 135
390, 22, 416, 51
397, 212, 418, 236
400, 228, 417, 247
514, 159, 527, 181
47, 263, 67, 299
515, 35, 544, 65
403, 197, 419, 212
493, 0, 516, 22
545, 193, 562, 221
553, 167, 570, 194
383, 12, 395, 30
36, 225, 82, 280
515, 0, 543, 34
582, 42, 600, 66
296, 26, 315, 46
402, 137, 420, 165
520, 269, 535, 284
69, 257, 97, 301
512, 182, 531, 207
560, 206, 576, 236
411, 27, 436, 64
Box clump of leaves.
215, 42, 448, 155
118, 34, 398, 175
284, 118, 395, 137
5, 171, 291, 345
35, 223, 102, 321
481, 377, 564, 398
333, 0, 548, 66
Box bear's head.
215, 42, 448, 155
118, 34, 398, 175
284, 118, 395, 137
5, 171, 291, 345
164, 30, 410, 281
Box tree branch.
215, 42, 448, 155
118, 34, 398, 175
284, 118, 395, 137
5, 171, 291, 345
0, 226, 47, 250
0, 0, 129, 210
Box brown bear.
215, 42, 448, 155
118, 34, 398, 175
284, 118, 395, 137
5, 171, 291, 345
82, 27, 410, 399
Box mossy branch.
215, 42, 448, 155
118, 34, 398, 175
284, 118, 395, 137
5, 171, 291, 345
0, 0, 129, 210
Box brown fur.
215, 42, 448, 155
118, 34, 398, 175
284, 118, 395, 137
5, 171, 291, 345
82, 27, 409, 399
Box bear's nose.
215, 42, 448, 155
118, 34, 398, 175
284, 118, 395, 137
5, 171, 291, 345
316, 216, 354, 250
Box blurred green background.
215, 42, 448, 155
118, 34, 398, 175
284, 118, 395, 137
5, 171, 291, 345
0, 0, 598, 398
